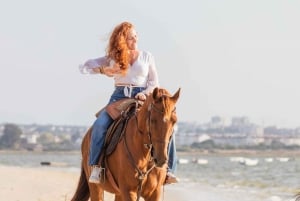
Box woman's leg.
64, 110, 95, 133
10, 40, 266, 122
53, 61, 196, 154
167, 134, 177, 173
165, 134, 179, 184
89, 109, 113, 183
89, 109, 113, 165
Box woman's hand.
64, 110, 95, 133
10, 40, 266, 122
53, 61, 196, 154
94, 63, 121, 77
104, 63, 122, 76
135, 92, 146, 101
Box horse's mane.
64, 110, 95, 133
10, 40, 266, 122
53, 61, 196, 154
139, 88, 173, 120
159, 89, 173, 116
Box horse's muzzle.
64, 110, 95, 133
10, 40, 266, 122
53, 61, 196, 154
153, 158, 168, 168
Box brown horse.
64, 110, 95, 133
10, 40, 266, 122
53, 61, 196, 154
71, 87, 181, 201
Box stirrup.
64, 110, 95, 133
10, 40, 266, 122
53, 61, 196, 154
164, 172, 179, 185
89, 166, 105, 184
100, 167, 105, 183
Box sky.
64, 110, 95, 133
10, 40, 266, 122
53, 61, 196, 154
1, 0, 300, 128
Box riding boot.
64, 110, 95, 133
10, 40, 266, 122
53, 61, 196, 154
89, 166, 101, 184
165, 172, 179, 185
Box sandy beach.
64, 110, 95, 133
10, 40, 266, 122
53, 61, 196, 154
0, 165, 271, 201
0, 165, 187, 201
0, 165, 79, 201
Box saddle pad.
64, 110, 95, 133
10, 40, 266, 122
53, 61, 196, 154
104, 101, 137, 156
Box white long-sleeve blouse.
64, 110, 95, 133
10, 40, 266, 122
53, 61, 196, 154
80, 51, 159, 95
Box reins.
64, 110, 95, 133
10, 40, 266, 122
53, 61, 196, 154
123, 134, 155, 201
124, 101, 165, 201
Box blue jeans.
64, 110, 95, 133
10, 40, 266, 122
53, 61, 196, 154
89, 86, 177, 173
168, 133, 177, 173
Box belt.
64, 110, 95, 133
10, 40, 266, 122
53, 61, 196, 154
115, 83, 143, 87
115, 84, 144, 98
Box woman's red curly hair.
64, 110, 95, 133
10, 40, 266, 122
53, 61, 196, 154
106, 22, 133, 74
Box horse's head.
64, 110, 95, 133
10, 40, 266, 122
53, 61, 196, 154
142, 87, 181, 168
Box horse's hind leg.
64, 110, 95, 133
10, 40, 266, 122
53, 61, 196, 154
88, 183, 104, 201
81, 129, 104, 201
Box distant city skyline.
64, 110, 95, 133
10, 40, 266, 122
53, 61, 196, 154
1, 114, 299, 129
1, 1, 300, 128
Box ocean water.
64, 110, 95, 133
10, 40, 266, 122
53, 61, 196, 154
175, 154, 299, 201
0, 151, 299, 201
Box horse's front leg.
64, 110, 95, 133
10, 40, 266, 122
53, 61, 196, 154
119, 190, 139, 201
143, 188, 162, 201
114, 195, 122, 201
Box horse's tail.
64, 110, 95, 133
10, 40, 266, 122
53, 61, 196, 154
70, 164, 90, 201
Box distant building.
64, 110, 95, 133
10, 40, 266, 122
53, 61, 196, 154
210, 116, 228, 128
26, 134, 38, 144
212, 124, 264, 146
176, 132, 199, 146
231, 116, 250, 127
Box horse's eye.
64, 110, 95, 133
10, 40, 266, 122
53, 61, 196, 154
171, 113, 177, 123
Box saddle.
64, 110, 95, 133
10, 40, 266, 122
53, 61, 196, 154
104, 101, 137, 156
96, 99, 142, 166
95, 98, 137, 120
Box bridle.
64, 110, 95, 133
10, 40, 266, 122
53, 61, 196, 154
144, 102, 165, 149
123, 99, 175, 201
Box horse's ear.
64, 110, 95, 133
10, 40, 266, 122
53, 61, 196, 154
171, 88, 181, 103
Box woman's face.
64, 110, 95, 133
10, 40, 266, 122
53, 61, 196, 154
126, 28, 138, 50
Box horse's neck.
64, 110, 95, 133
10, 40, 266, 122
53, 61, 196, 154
136, 105, 149, 129
126, 115, 151, 162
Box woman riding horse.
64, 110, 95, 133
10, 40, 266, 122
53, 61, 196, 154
71, 87, 181, 201
79, 21, 178, 184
